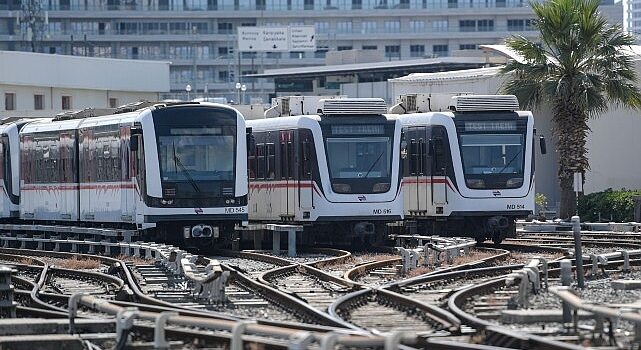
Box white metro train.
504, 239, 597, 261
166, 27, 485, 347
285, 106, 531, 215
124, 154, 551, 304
250, 94, 544, 245
246, 98, 404, 244
392, 94, 545, 244
0, 102, 248, 246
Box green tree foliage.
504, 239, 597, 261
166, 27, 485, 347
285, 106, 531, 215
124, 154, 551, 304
500, 0, 641, 219
578, 188, 641, 222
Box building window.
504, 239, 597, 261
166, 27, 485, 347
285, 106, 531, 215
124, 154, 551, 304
217, 22, 233, 34
459, 44, 478, 50
507, 19, 534, 31
410, 20, 425, 32
109, 98, 118, 108
410, 44, 425, 57
4, 93, 15, 111
361, 21, 377, 33
218, 47, 230, 57
385, 45, 401, 59
315, 47, 329, 58
266, 52, 282, 58
337, 46, 353, 51
218, 70, 229, 82
477, 19, 494, 31
304, 0, 314, 9
362, 45, 377, 50
432, 20, 448, 32
459, 20, 476, 32
315, 22, 329, 33
290, 51, 304, 59
433, 44, 448, 57
337, 21, 353, 33
352, 0, 362, 9
34, 94, 44, 110
384, 20, 400, 33
62, 95, 72, 110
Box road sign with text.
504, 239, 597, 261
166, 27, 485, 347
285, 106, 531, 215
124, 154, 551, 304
238, 26, 316, 52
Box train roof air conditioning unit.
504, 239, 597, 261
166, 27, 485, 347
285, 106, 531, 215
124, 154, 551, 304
266, 96, 345, 118
449, 95, 520, 112
318, 98, 388, 115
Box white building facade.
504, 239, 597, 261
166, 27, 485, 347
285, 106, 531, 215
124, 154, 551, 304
0, 0, 623, 102
0, 50, 169, 117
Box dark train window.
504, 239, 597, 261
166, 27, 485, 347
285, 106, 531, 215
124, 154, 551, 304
266, 143, 275, 179
256, 143, 265, 179
300, 129, 315, 180
418, 138, 425, 175
287, 141, 295, 179
248, 140, 256, 179
409, 139, 418, 175
279, 142, 287, 179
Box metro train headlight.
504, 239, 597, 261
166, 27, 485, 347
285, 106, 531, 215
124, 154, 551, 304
466, 179, 486, 189
372, 183, 390, 193
332, 183, 351, 193
506, 177, 523, 188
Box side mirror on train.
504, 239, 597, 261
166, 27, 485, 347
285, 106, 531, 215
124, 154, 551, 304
130, 134, 139, 152
539, 136, 547, 155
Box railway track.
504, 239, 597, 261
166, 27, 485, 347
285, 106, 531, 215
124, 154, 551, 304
329, 287, 459, 336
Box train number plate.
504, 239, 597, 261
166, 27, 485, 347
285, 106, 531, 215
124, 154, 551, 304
225, 207, 247, 214
373, 208, 392, 215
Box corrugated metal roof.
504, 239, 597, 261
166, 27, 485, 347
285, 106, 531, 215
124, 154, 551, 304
389, 66, 501, 83
245, 56, 488, 78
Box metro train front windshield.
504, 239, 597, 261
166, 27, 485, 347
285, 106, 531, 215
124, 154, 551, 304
322, 122, 395, 194
153, 106, 237, 198
456, 118, 527, 190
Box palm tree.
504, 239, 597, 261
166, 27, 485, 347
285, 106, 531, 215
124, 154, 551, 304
500, 0, 641, 219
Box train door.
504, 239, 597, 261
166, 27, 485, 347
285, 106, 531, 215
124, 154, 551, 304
279, 130, 295, 219
406, 127, 425, 215
430, 127, 448, 206
80, 129, 95, 220
120, 126, 134, 222
298, 130, 314, 213
59, 133, 72, 220
265, 141, 276, 218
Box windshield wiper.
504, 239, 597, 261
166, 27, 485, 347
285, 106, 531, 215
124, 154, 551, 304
498, 150, 522, 174
173, 143, 202, 193
363, 150, 386, 178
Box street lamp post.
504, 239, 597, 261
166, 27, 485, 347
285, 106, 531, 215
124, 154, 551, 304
241, 84, 247, 104
235, 82, 241, 104
185, 84, 192, 101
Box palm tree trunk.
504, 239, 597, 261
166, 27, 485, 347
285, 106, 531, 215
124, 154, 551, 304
554, 99, 589, 219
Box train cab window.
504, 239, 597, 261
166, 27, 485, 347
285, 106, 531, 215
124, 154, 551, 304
266, 143, 275, 179
256, 143, 265, 179
300, 129, 315, 180
418, 138, 426, 175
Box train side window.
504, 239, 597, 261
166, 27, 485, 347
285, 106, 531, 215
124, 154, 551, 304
248, 141, 256, 179
266, 143, 275, 179
301, 140, 311, 180
279, 141, 287, 180
418, 138, 426, 175
256, 143, 265, 179
287, 141, 295, 180
409, 139, 418, 175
